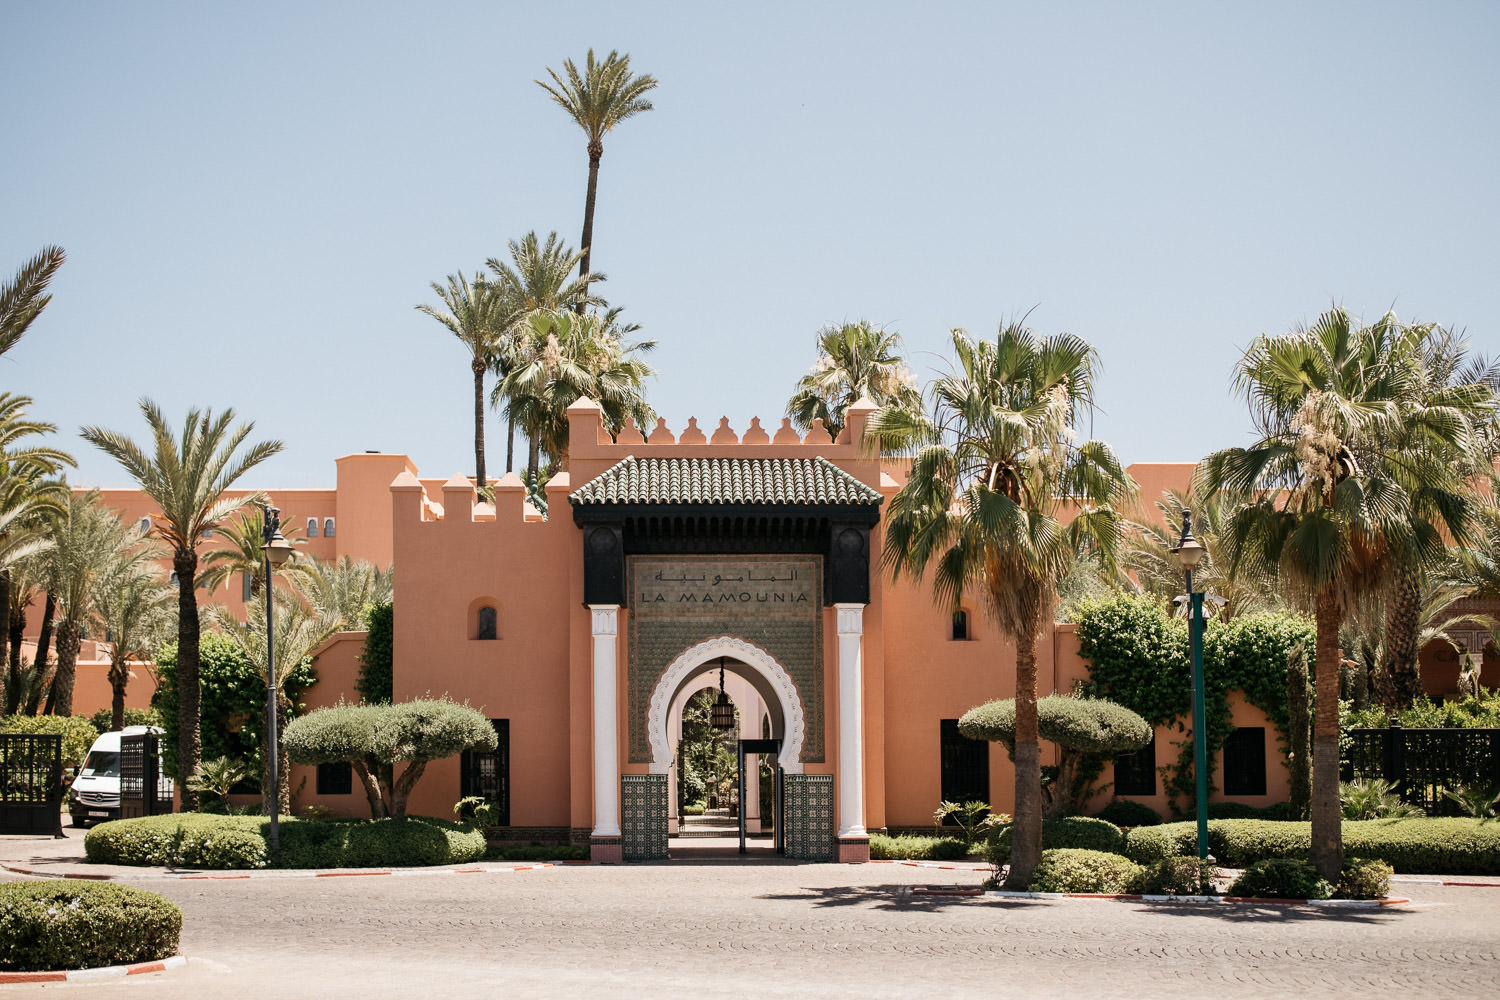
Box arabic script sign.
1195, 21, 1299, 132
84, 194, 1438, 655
631, 557, 816, 615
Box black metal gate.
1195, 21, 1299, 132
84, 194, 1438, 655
119, 732, 174, 819
0, 733, 64, 837
738, 738, 782, 855
1344, 724, 1500, 814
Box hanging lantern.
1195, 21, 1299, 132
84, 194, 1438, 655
710, 658, 735, 731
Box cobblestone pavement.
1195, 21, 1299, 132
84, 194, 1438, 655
5, 859, 1498, 999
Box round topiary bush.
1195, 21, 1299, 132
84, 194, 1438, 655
0, 881, 181, 972
1135, 856, 1220, 896
1027, 849, 1144, 893
1097, 800, 1163, 828
1227, 858, 1331, 900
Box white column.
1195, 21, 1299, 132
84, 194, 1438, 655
835, 603, 867, 839
590, 605, 621, 839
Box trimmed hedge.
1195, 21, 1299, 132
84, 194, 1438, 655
85, 813, 487, 870
870, 834, 971, 861
1028, 849, 1144, 893
1228, 858, 1331, 900
1096, 800, 1163, 828
1125, 818, 1500, 874
1134, 856, 1220, 896
0, 881, 181, 971
988, 816, 1126, 863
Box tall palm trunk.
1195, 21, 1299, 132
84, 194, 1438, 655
527, 433, 541, 488
50, 619, 80, 717
0, 569, 9, 714
109, 656, 128, 732
505, 414, 515, 474
174, 548, 202, 809
472, 358, 487, 489
5, 600, 24, 715
35, 592, 56, 715
1374, 565, 1423, 710
1004, 613, 1044, 890
576, 142, 602, 312
1311, 588, 1344, 879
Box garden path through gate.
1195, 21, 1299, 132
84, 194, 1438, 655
0, 733, 64, 837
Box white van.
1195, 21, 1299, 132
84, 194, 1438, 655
67, 726, 173, 827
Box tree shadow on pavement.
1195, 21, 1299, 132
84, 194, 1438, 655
1133, 901, 1402, 925
754, 884, 1044, 912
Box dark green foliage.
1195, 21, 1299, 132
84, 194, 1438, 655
1206, 801, 1268, 819
1227, 858, 1331, 899
1125, 818, 1500, 874
1027, 848, 1144, 893
959, 695, 1152, 754
1346, 689, 1500, 731
85, 814, 270, 868
0, 880, 182, 971
87, 706, 162, 734
1075, 594, 1315, 815
153, 632, 316, 781
987, 815, 1126, 865
1285, 643, 1312, 819
1337, 858, 1393, 899
356, 601, 393, 704
1096, 799, 1163, 827
1134, 856, 1220, 896
0, 714, 98, 770
485, 843, 590, 862
869, 834, 971, 860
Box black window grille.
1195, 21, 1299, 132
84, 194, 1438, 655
317, 761, 352, 795
476, 606, 497, 640
1114, 735, 1156, 796
1223, 727, 1266, 796
940, 719, 989, 817
460, 719, 509, 825
951, 610, 969, 641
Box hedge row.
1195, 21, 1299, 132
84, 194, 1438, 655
869, 834, 971, 861
84, 814, 486, 870
0, 881, 181, 972
1124, 818, 1500, 874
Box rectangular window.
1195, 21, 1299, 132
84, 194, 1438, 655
1223, 727, 1267, 796
940, 719, 989, 817
1114, 735, 1156, 797
316, 762, 352, 795
460, 719, 509, 825
951, 611, 969, 641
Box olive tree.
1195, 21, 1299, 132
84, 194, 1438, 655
284, 698, 497, 819
960, 695, 1151, 818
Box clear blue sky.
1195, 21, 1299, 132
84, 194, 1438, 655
4, 2, 1496, 487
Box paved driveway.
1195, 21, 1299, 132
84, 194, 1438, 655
5, 858, 1497, 998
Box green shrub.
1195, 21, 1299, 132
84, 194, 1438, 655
870, 834, 971, 861
1134, 856, 1220, 896
453, 795, 498, 828
988, 816, 1127, 866
1206, 802, 1266, 820
485, 844, 590, 862
681, 803, 705, 816
356, 601, 393, 704
1228, 858, 1331, 899
85, 814, 269, 869
1027, 848, 1144, 893
0, 881, 182, 972
87, 707, 163, 734
0, 714, 99, 770
1341, 779, 1424, 820
1123, 822, 1200, 864
1337, 858, 1393, 900
1097, 799, 1162, 828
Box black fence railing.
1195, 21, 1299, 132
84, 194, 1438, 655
119, 732, 174, 819
0, 733, 64, 836
1344, 725, 1500, 815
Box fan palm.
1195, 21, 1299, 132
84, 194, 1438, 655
196, 506, 304, 600
786, 321, 924, 440
871, 323, 1136, 888
536, 50, 657, 302
495, 309, 656, 484
92, 545, 174, 731
416, 269, 507, 489
210, 597, 339, 815
81, 401, 283, 805
285, 555, 393, 630
1198, 308, 1480, 877
1123, 490, 1283, 619
0, 245, 65, 358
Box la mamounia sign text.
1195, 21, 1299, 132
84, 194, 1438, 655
626, 555, 824, 762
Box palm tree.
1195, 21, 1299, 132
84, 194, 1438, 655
786, 321, 924, 440
81, 402, 283, 806
1198, 308, 1479, 878
485, 231, 606, 475
536, 50, 657, 303
416, 270, 507, 489
285, 555, 393, 630
210, 597, 338, 815
41, 493, 135, 716
196, 506, 304, 599
495, 309, 656, 484
871, 324, 1135, 888
1, 245, 65, 358
92, 544, 174, 731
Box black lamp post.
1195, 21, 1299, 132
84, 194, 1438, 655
1170, 509, 1210, 862
260, 505, 294, 855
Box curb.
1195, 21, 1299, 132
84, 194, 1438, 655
916, 889, 1412, 908
0, 955, 187, 984
2, 863, 556, 882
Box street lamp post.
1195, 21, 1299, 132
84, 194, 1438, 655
260, 505, 295, 855
1170, 510, 1211, 862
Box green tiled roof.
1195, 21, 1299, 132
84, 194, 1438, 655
569, 457, 882, 507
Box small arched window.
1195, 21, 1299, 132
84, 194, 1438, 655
323, 517, 336, 538
476, 606, 497, 641
951, 610, 970, 641
306, 518, 319, 538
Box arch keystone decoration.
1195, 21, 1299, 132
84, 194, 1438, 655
646, 636, 805, 775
